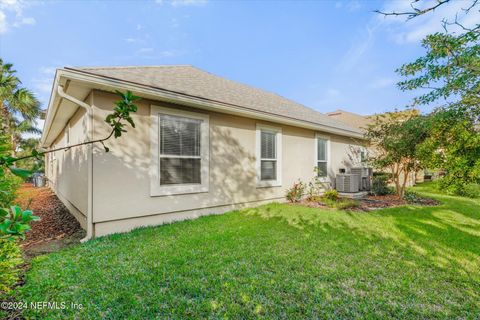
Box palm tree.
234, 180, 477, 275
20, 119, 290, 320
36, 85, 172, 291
8, 116, 41, 157
0, 59, 41, 131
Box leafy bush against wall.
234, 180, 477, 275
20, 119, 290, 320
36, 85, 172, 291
0, 238, 23, 294
322, 189, 339, 201
286, 181, 306, 203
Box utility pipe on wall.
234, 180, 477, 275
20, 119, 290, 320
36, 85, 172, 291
57, 85, 94, 242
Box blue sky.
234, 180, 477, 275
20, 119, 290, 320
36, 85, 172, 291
1, 0, 477, 122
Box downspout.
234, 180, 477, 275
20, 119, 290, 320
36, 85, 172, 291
57, 85, 94, 242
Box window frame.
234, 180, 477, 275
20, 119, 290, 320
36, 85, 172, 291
314, 133, 331, 181
150, 105, 210, 196
256, 124, 282, 188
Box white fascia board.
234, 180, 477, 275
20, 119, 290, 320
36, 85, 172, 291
40, 70, 62, 148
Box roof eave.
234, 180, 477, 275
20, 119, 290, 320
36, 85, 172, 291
42, 68, 364, 145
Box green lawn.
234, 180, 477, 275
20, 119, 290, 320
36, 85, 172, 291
11, 183, 480, 319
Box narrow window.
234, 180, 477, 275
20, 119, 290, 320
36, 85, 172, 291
317, 137, 328, 177
159, 115, 202, 185
256, 124, 282, 187
260, 131, 277, 181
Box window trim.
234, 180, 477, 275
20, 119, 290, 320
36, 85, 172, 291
256, 124, 282, 188
314, 133, 331, 181
150, 105, 210, 196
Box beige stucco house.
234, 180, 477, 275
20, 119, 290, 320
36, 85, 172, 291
41, 66, 366, 239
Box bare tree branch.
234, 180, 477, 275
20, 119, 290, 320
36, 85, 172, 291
375, 0, 451, 20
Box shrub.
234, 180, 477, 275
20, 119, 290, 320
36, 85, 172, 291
371, 174, 394, 196
306, 172, 331, 199
441, 180, 480, 198
403, 190, 422, 204
307, 195, 323, 203
463, 183, 480, 199
0, 238, 23, 294
0, 174, 21, 208
322, 189, 339, 201
286, 181, 306, 203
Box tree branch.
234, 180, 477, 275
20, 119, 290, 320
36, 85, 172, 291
375, 0, 451, 20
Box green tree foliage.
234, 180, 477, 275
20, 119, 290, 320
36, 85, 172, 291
377, 0, 480, 196
0, 59, 40, 133
15, 137, 44, 173
417, 107, 480, 195
365, 110, 429, 197
396, 21, 480, 194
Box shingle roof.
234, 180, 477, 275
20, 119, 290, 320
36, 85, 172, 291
67, 65, 361, 135
326, 109, 373, 132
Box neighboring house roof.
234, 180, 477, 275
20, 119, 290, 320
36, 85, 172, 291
66, 65, 361, 136
326, 109, 373, 131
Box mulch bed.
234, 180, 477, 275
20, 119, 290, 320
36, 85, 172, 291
15, 183, 85, 254
298, 194, 439, 212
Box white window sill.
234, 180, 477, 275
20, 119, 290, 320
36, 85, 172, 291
150, 184, 209, 197
256, 180, 282, 188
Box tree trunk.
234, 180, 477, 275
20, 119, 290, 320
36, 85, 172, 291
391, 164, 402, 197
399, 170, 409, 198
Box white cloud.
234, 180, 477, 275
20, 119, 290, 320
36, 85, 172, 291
13, 15, 34, 26
172, 0, 207, 7
0, 0, 36, 33
136, 47, 154, 54
156, 0, 208, 7
378, 0, 480, 44
0, 11, 6, 33
125, 37, 142, 43
339, 21, 381, 72
339, 1, 479, 72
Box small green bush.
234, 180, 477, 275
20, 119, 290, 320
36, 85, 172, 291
0, 238, 23, 294
0, 174, 21, 208
307, 195, 323, 203
403, 190, 422, 204
437, 178, 480, 198
286, 181, 306, 203
322, 189, 339, 201
371, 174, 394, 196
463, 183, 480, 198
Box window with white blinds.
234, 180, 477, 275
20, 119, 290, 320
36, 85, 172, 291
159, 115, 202, 185
260, 131, 277, 181
316, 136, 328, 178
150, 105, 209, 196
256, 125, 282, 187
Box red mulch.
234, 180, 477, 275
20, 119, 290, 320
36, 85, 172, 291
359, 195, 408, 210
297, 194, 438, 211
15, 183, 84, 250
